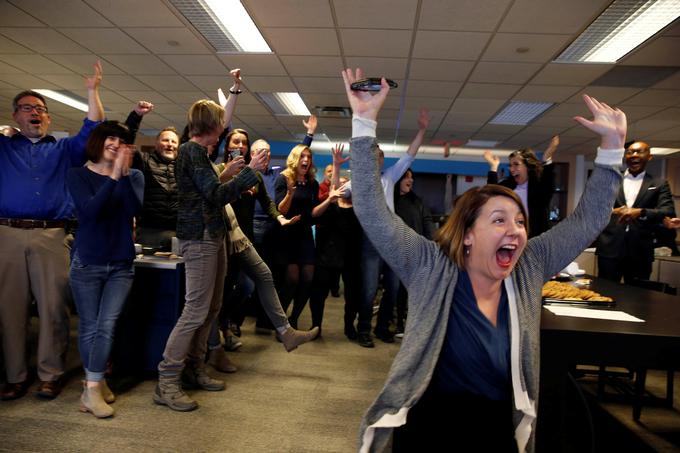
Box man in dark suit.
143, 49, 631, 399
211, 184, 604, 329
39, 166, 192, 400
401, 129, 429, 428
596, 140, 676, 283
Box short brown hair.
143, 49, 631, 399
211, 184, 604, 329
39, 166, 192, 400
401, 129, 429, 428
434, 184, 527, 268
156, 126, 179, 141
85, 121, 131, 163
187, 99, 224, 137
509, 148, 543, 179
13, 90, 47, 112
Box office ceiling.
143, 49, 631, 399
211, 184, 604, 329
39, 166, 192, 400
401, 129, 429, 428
0, 0, 679, 158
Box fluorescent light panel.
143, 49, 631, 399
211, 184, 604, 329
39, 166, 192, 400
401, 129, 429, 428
257, 92, 311, 116
489, 101, 553, 126
466, 140, 499, 148
555, 0, 680, 63
33, 89, 88, 112
170, 0, 271, 53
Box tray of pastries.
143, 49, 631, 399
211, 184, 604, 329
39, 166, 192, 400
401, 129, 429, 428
542, 280, 614, 306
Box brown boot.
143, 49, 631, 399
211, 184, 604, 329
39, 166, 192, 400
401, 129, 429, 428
153, 371, 198, 412
80, 382, 114, 418
278, 326, 319, 352
208, 348, 237, 373
100, 379, 115, 404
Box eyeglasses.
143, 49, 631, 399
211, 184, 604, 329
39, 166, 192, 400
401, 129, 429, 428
16, 104, 48, 114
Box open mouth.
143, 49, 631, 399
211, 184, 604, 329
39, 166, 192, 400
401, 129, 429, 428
496, 244, 517, 268
29, 119, 41, 125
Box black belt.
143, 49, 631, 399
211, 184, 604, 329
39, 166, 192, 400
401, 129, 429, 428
0, 218, 72, 229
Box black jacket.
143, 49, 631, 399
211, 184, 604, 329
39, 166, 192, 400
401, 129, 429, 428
132, 150, 178, 230
596, 173, 675, 261
487, 163, 555, 238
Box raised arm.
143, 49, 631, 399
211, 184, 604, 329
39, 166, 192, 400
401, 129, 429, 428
219, 69, 242, 128
85, 61, 104, 122
529, 95, 626, 279
484, 150, 501, 184
301, 115, 317, 147
406, 108, 429, 157
124, 101, 154, 144
342, 68, 439, 286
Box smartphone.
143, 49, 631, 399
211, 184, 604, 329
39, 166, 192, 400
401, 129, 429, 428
350, 77, 398, 91
228, 149, 241, 160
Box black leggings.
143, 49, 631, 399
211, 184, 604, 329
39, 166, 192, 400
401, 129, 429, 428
392, 389, 518, 452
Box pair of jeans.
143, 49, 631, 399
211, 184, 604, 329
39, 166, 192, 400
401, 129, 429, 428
358, 234, 401, 335
69, 253, 134, 382
159, 233, 226, 374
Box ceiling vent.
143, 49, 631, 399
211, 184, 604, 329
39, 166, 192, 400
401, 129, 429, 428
314, 106, 352, 118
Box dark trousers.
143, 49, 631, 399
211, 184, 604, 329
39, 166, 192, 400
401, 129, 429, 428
393, 389, 518, 452
597, 256, 652, 284
309, 260, 361, 330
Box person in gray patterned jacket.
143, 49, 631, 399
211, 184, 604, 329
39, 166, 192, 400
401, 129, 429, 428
341, 68, 627, 453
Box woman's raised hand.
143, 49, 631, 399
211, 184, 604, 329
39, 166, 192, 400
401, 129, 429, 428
483, 150, 500, 171
331, 143, 349, 165
341, 68, 390, 122
574, 95, 626, 150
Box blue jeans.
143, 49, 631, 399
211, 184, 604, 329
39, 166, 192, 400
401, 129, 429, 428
359, 234, 400, 335
69, 253, 134, 382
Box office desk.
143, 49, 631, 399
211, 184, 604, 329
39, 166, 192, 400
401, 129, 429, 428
538, 278, 680, 448
112, 256, 185, 374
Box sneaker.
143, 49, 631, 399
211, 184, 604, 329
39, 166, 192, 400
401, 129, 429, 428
229, 322, 242, 338
224, 335, 243, 351
357, 333, 375, 348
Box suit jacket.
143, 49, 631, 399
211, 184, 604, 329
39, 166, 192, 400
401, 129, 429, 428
596, 172, 675, 261
487, 163, 555, 238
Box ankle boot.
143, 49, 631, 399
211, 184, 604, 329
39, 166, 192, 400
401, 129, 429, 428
154, 371, 198, 412
208, 348, 237, 374
182, 366, 225, 391
100, 379, 115, 404
80, 382, 114, 418
278, 326, 319, 352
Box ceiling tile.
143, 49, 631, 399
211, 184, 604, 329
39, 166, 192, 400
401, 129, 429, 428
621, 37, 680, 67
98, 89, 135, 105
441, 111, 495, 125
0, 35, 32, 53
409, 59, 474, 82
115, 90, 174, 104
469, 62, 542, 84
158, 55, 227, 75
413, 31, 490, 60
645, 126, 680, 141
16, 0, 111, 27
643, 108, 680, 122
35, 74, 86, 90
103, 54, 176, 75
0, 63, 25, 75
233, 104, 271, 116
529, 63, 613, 86
531, 114, 581, 129
301, 94, 350, 107
280, 56, 343, 77
242, 75, 296, 92
499, 0, 610, 34
459, 83, 521, 99
217, 54, 287, 76
59, 28, 148, 54
157, 91, 208, 104
342, 29, 412, 58
631, 89, 680, 107
0, 28, 87, 53
102, 75, 153, 91
264, 28, 340, 56
450, 98, 506, 115
403, 96, 454, 110
134, 75, 195, 91
335, 0, 417, 29
564, 87, 656, 106
406, 80, 462, 98
245, 0, 334, 27
629, 119, 679, 134
345, 57, 408, 80
619, 105, 668, 121
418, 0, 511, 31
0, 1, 46, 26
513, 85, 581, 102
293, 77, 346, 95
86, 0, 185, 27
124, 27, 212, 54
46, 54, 125, 75
482, 33, 572, 63
0, 54, 74, 75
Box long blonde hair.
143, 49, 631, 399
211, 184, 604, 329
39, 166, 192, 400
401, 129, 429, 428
281, 144, 316, 182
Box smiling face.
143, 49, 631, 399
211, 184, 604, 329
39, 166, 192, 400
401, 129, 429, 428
12, 95, 51, 139
509, 156, 528, 185
155, 130, 179, 160
399, 170, 413, 195
463, 195, 527, 285
625, 141, 652, 176
324, 164, 333, 182
102, 135, 125, 163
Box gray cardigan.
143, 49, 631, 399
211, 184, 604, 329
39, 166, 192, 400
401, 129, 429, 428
349, 136, 622, 453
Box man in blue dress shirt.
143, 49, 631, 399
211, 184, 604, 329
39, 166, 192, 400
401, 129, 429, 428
0, 62, 105, 400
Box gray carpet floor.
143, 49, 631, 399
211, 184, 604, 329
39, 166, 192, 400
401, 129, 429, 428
0, 295, 399, 453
